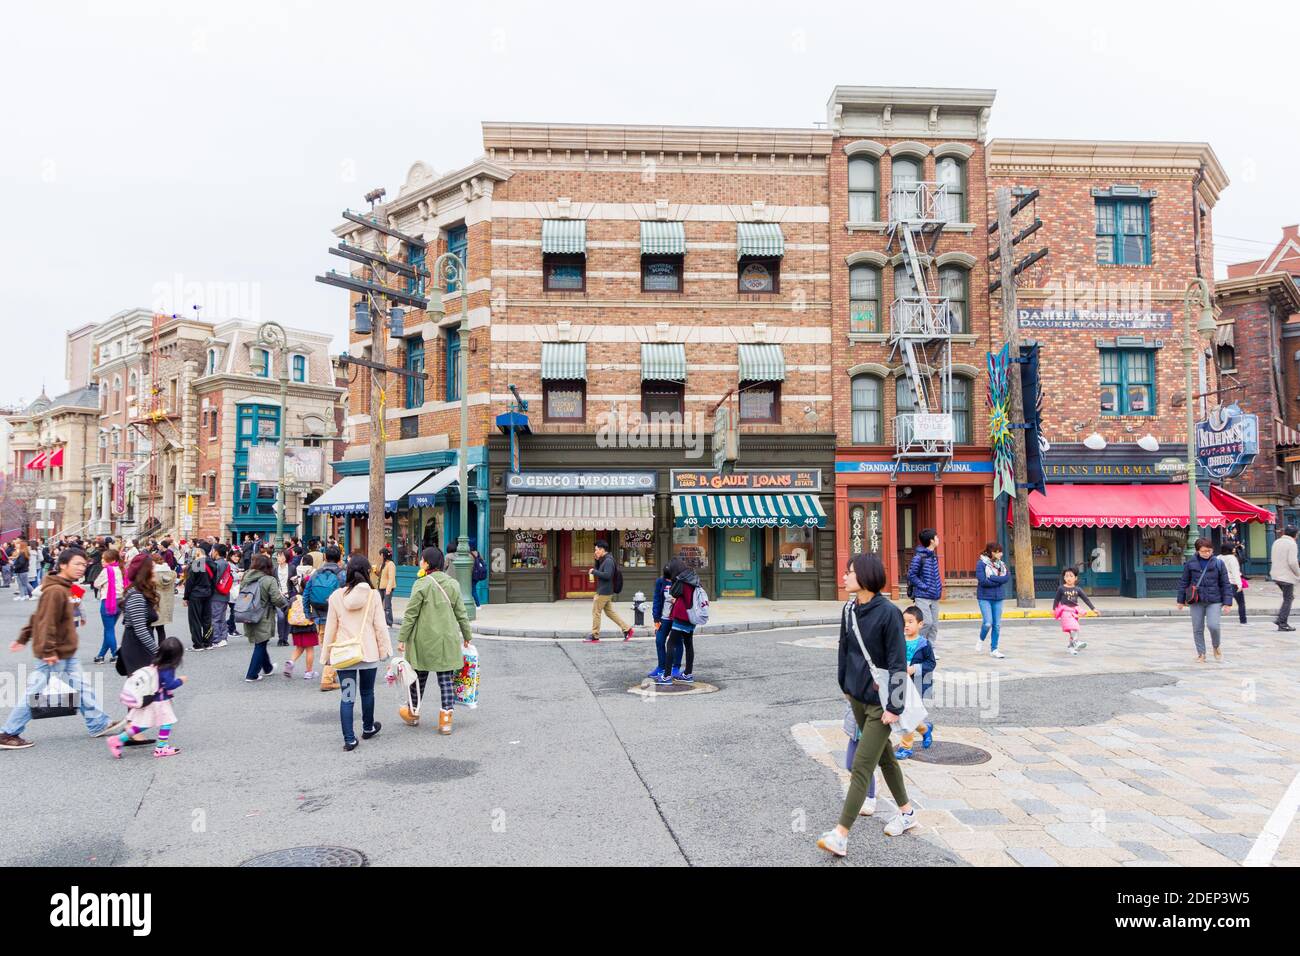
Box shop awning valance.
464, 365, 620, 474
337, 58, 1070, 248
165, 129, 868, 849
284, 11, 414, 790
1277, 419, 1300, 450
641, 343, 687, 382
541, 219, 586, 255
48, 448, 64, 468
540, 342, 587, 381
25, 452, 47, 470
1208, 485, 1274, 524
1014, 484, 1226, 529
738, 344, 786, 382
307, 470, 432, 515
641, 221, 686, 256
408, 463, 479, 508
673, 493, 826, 529
736, 222, 785, 259
504, 494, 655, 531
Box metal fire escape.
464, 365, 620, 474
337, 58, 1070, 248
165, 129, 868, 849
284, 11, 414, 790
885, 181, 954, 477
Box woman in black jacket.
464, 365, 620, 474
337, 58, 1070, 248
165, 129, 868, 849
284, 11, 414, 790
817, 552, 917, 858
1176, 536, 1233, 664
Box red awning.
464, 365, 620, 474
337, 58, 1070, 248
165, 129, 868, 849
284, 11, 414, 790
25, 452, 46, 470
1208, 485, 1274, 524
47, 448, 64, 468
1012, 484, 1227, 529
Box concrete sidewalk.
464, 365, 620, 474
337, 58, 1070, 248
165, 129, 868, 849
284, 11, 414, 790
440, 581, 1286, 638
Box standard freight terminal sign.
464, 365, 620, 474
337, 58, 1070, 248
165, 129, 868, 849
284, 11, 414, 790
1196, 404, 1258, 480
1018, 308, 1174, 332
506, 471, 656, 493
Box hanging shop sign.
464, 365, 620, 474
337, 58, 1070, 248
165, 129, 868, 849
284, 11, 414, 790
1017, 308, 1174, 332
1195, 404, 1259, 480
670, 469, 822, 493
112, 460, 132, 516
505, 471, 657, 494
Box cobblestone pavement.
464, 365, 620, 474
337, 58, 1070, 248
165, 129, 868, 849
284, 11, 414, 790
790, 616, 1300, 867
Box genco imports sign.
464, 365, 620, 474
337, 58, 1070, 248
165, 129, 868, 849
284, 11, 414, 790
1195, 404, 1259, 480
506, 471, 657, 494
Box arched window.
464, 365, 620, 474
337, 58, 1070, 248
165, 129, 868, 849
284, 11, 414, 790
127, 371, 137, 396
206, 348, 218, 375
850, 375, 882, 444
848, 156, 878, 222
890, 156, 921, 219
894, 263, 918, 300
99, 380, 108, 410
113, 376, 122, 411
939, 266, 969, 334
945, 376, 972, 444
936, 157, 966, 222
849, 265, 881, 333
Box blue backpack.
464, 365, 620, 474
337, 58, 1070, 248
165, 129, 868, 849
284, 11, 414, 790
305, 566, 343, 612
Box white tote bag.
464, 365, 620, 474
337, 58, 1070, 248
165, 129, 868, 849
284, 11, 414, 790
846, 602, 929, 732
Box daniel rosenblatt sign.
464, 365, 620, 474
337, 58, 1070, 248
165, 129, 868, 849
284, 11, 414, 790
1018, 308, 1174, 332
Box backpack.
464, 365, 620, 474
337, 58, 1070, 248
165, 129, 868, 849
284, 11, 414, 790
305, 566, 343, 612
119, 665, 159, 709
611, 562, 624, 596
233, 576, 268, 624
687, 585, 710, 626
209, 561, 235, 596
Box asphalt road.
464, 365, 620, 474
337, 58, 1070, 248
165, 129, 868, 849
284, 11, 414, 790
0, 589, 1183, 867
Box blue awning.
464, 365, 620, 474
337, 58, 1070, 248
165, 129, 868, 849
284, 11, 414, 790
307, 470, 431, 515
408, 463, 478, 508
672, 493, 826, 528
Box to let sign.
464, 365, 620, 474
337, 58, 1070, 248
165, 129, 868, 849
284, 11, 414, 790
912, 413, 954, 442
670, 469, 822, 493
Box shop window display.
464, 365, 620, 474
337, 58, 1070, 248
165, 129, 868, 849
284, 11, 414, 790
1142, 528, 1185, 567
778, 526, 815, 572
620, 530, 655, 569
1031, 528, 1057, 567
511, 531, 549, 570
671, 527, 710, 571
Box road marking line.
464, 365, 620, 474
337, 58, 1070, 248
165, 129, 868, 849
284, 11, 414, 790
1244, 768, 1300, 867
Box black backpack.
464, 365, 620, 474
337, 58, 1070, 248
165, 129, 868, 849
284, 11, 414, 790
612, 563, 624, 596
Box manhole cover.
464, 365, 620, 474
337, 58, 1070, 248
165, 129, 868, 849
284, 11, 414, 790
908, 741, 991, 766
627, 680, 719, 698
240, 846, 369, 867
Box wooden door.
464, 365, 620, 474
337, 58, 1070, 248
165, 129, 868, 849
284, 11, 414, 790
898, 504, 917, 591
716, 528, 761, 597
943, 487, 984, 581
560, 529, 607, 598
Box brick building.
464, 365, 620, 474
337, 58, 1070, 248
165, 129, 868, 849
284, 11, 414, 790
987, 139, 1231, 597
87, 310, 153, 537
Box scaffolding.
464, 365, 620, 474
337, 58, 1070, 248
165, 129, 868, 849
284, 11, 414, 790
885, 181, 955, 476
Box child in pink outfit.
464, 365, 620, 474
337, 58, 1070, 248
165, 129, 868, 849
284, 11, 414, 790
1052, 567, 1097, 655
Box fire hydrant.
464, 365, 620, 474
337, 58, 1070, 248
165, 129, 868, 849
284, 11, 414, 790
632, 591, 647, 627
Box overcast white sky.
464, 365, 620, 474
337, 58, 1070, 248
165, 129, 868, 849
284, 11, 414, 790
3, 0, 1297, 405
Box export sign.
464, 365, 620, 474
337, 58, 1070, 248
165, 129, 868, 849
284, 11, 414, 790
1018, 308, 1174, 332
1196, 404, 1259, 480
670, 469, 822, 493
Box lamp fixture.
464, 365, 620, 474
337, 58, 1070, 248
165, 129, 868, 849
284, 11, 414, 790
1083, 432, 1107, 451
1137, 434, 1160, 452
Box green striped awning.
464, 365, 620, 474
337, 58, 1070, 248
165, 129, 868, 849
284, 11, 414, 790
641, 221, 686, 255
540, 342, 587, 381
541, 219, 586, 254
672, 493, 826, 529
641, 343, 687, 382
738, 344, 786, 382
736, 222, 785, 259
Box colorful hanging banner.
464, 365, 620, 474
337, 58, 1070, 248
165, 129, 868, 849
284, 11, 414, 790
987, 345, 1015, 500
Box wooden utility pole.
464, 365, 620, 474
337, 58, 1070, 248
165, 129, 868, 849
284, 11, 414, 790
367, 296, 385, 569
996, 187, 1035, 608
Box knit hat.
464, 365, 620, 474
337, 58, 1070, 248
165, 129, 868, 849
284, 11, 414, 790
126, 552, 151, 582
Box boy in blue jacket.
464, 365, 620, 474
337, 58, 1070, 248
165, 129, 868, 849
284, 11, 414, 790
895, 605, 937, 760
647, 565, 684, 680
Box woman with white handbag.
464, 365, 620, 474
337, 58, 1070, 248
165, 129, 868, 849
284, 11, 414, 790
817, 552, 919, 858
320, 555, 393, 751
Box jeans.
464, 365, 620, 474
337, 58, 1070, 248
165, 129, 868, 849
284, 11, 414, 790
1234, 584, 1247, 624
337, 668, 378, 744
245, 640, 273, 680
664, 625, 696, 675
276, 608, 289, 644
16, 572, 31, 599
98, 605, 120, 658
210, 598, 229, 643
382, 590, 394, 627
1277, 583, 1294, 627
653, 619, 685, 674
34, 566, 45, 586
978, 599, 1003, 651
3, 657, 112, 737
914, 597, 940, 646
1190, 602, 1223, 656
1, 564, 11, 587
473, 580, 488, 607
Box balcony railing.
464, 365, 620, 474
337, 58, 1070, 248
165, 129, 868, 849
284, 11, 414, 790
887, 182, 948, 225
890, 296, 953, 338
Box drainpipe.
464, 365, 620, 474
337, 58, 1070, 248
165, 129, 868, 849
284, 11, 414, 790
1192, 165, 1209, 418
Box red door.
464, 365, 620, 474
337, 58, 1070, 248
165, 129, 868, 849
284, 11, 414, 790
943, 487, 984, 582
559, 530, 609, 597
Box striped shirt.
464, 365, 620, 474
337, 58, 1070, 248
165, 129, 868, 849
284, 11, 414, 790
122, 590, 159, 657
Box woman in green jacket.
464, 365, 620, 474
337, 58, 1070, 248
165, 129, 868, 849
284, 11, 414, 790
242, 553, 289, 682
396, 547, 471, 734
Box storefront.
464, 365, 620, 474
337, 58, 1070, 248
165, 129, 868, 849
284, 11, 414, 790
313, 448, 489, 598
833, 452, 997, 597
488, 433, 838, 603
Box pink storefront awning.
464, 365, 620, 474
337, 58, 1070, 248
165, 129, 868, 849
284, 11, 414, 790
1011, 484, 1226, 529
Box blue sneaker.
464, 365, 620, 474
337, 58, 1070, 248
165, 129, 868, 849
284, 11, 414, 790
921, 723, 934, 749
894, 746, 914, 760
647, 667, 663, 679
676, 672, 695, 684
671, 667, 683, 680
653, 673, 674, 686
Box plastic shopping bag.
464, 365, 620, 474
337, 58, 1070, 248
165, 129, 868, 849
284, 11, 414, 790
386, 655, 420, 716
29, 672, 79, 719
454, 643, 479, 709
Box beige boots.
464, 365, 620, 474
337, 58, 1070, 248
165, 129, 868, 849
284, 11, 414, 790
438, 709, 453, 735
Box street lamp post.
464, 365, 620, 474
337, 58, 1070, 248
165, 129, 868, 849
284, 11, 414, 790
425, 252, 476, 620
1182, 277, 1218, 558
257, 321, 291, 549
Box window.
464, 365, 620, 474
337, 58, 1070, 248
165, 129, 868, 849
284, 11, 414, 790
406, 241, 427, 296
445, 330, 461, 402
292, 354, 307, 383
619, 530, 655, 569
1096, 199, 1151, 265
850, 375, 882, 443
207, 473, 218, 501
113, 376, 122, 411
945, 377, 972, 443
208, 407, 218, 438
128, 371, 137, 397
778, 526, 816, 572
738, 257, 780, 294
254, 348, 270, 378
99, 380, 107, 410
938, 266, 968, 333
404, 338, 425, 409
544, 253, 585, 291
849, 265, 881, 333
936, 157, 966, 222
445, 225, 467, 292
641, 255, 682, 292
896, 376, 917, 444
672, 526, 710, 571
894, 263, 918, 300
510, 531, 550, 570
1216, 344, 1235, 372
206, 349, 218, 375
848, 156, 879, 221
642, 380, 684, 418
891, 156, 921, 219
1099, 349, 1155, 415
543, 380, 585, 422
738, 381, 780, 423
399, 416, 419, 440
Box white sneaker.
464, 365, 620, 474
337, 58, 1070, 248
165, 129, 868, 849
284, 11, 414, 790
990, 649, 1006, 659
975, 638, 985, 653
859, 796, 877, 817
1068, 644, 1078, 656
816, 829, 848, 857
883, 810, 917, 837
212, 639, 228, 648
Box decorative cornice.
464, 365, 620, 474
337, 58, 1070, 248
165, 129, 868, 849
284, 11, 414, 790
845, 250, 889, 268
482, 122, 833, 158
947, 363, 981, 378
1214, 271, 1300, 312
843, 140, 886, 159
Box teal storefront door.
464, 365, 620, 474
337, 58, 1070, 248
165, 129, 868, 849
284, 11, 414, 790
1083, 527, 1122, 592
716, 528, 761, 598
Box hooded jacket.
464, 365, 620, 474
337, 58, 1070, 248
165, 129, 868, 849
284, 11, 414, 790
239, 568, 287, 644
837, 592, 908, 714
668, 565, 701, 626
16, 574, 79, 660
321, 581, 393, 666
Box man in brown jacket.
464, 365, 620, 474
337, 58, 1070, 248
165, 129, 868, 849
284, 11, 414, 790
0, 547, 128, 750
